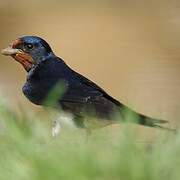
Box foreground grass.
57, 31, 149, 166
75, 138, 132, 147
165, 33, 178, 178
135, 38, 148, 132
0, 99, 179, 180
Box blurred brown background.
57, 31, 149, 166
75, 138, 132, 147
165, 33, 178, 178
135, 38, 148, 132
0, 0, 180, 133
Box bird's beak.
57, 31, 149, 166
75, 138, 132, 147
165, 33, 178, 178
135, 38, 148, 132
1, 38, 23, 56
1, 39, 35, 72
1, 46, 22, 56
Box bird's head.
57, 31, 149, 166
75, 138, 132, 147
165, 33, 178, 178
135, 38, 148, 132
1, 36, 53, 71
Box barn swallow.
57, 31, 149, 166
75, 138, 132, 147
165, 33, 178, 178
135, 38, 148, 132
1, 36, 169, 135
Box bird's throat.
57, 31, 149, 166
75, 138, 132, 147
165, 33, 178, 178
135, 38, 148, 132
12, 52, 35, 72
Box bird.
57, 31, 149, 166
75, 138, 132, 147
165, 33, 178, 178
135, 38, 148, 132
1, 36, 169, 136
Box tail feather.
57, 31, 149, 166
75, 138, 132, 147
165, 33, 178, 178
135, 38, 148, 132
138, 114, 176, 132
119, 105, 175, 132
138, 114, 167, 127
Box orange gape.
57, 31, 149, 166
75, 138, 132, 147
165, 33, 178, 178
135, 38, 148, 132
12, 52, 34, 71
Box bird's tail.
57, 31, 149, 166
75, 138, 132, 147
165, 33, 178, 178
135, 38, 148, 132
138, 114, 176, 132
119, 105, 175, 132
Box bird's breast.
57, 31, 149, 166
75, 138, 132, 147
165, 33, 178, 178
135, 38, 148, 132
22, 80, 52, 105
22, 82, 42, 105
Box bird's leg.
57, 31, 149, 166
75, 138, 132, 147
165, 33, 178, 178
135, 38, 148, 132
52, 119, 61, 137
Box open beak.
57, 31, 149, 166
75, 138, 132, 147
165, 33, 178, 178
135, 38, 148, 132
1, 39, 35, 72
1, 46, 22, 56
1, 38, 23, 56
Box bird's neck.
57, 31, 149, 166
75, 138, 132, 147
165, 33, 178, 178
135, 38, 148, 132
26, 53, 57, 80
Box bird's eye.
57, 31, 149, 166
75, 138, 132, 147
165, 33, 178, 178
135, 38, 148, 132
25, 43, 34, 50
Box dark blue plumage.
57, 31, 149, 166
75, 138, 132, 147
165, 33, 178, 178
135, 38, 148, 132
23, 55, 121, 121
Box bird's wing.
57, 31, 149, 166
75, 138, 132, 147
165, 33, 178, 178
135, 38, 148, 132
52, 57, 121, 106
68, 70, 122, 106
58, 68, 122, 122
61, 84, 103, 104
58, 69, 120, 106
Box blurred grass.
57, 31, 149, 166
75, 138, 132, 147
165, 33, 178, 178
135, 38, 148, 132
0, 97, 179, 180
